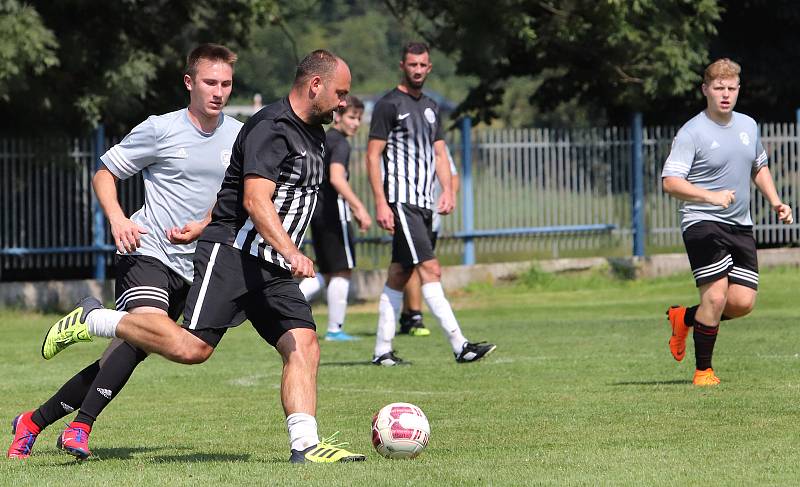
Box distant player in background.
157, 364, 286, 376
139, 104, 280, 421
366, 41, 495, 366
8, 44, 242, 459
662, 58, 793, 386
399, 145, 460, 337
299, 95, 372, 341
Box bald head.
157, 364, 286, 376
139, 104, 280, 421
294, 50, 340, 87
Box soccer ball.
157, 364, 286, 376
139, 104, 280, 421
371, 402, 430, 459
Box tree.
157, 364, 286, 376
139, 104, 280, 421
0, 0, 273, 135
385, 0, 720, 125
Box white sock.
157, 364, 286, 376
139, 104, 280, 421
299, 275, 326, 302
86, 309, 126, 338
422, 282, 467, 353
327, 276, 350, 333
374, 286, 403, 357
286, 412, 319, 451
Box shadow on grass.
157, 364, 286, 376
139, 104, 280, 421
319, 360, 376, 367
91, 446, 187, 460
610, 379, 690, 386
150, 452, 250, 463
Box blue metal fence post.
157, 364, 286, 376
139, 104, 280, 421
631, 112, 645, 257
92, 124, 106, 280
460, 117, 475, 265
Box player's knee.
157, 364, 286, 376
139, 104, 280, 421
418, 260, 441, 281
704, 290, 728, 312
278, 328, 320, 368
726, 295, 756, 318
173, 337, 214, 364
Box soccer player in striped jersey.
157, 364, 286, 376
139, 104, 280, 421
662, 58, 793, 386
299, 95, 372, 341
367, 42, 496, 366
40, 50, 365, 463
7, 44, 242, 460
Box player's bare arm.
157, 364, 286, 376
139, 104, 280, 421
753, 166, 794, 224
433, 140, 454, 215
166, 208, 213, 244
662, 176, 736, 209
243, 175, 315, 278
92, 166, 149, 253
366, 138, 394, 233
329, 162, 372, 232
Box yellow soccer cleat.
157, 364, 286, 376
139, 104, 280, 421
693, 368, 721, 387
289, 432, 366, 464
667, 305, 689, 362
41, 297, 101, 359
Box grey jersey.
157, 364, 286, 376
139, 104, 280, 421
662, 111, 767, 232
100, 109, 243, 281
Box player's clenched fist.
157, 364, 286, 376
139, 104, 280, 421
774, 203, 794, 225
709, 189, 735, 209
376, 202, 394, 234
287, 252, 315, 278
110, 216, 149, 253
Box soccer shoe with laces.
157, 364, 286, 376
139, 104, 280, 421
57, 424, 91, 459
7, 412, 39, 459
667, 305, 690, 362
324, 330, 359, 341
289, 432, 366, 464
455, 341, 497, 363
399, 313, 430, 336
693, 368, 721, 387
41, 296, 102, 359
372, 351, 405, 367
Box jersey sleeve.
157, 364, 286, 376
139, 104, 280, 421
433, 108, 445, 142
242, 120, 288, 181
329, 137, 351, 170
100, 118, 158, 180
661, 128, 695, 179
368, 99, 397, 140
754, 130, 768, 170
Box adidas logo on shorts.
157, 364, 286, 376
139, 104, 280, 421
60, 402, 75, 413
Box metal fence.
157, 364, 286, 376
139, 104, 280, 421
2, 120, 798, 281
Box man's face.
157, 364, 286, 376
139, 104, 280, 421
400, 52, 432, 89
334, 108, 363, 136
702, 76, 739, 116
311, 61, 351, 125
185, 59, 233, 120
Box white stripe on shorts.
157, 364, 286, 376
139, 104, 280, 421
338, 199, 354, 269
692, 254, 732, 280
189, 243, 220, 330
729, 266, 759, 285
396, 204, 419, 264
115, 286, 169, 308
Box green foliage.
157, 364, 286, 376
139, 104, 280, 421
0, 0, 59, 101
0, 0, 273, 135
386, 0, 720, 125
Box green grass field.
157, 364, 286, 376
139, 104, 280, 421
1, 267, 799, 486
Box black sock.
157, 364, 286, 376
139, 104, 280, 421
693, 321, 719, 370
73, 341, 147, 427
721, 314, 733, 321
684, 305, 699, 327
31, 360, 100, 430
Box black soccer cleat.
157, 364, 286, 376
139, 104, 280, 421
398, 312, 430, 336
372, 351, 406, 367
455, 341, 497, 363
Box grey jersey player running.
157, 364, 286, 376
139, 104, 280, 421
662, 58, 793, 387
367, 41, 495, 366
41, 50, 365, 464
8, 44, 242, 460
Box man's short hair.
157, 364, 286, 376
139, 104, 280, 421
185, 44, 237, 78
295, 50, 339, 85
343, 95, 364, 112
401, 42, 429, 61
704, 58, 741, 84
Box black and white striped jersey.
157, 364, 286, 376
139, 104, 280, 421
369, 88, 444, 209
201, 98, 326, 271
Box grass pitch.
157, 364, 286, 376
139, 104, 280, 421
1, 266, 799, 486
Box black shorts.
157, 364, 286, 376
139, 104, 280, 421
114, 255, 190, 320
391, 203, 435, 267
310, 211, 355, 274
682, 221, 759, 290
181, 241, 316, 348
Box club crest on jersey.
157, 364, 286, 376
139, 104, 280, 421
424, 108, 436, 124
220, 149, 232, 167
739, 132, 750, 146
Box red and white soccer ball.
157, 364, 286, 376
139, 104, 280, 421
371, 402, 430, 459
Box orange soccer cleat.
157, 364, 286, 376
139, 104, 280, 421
667, 306, 690, 362
693, 368, 721, 387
